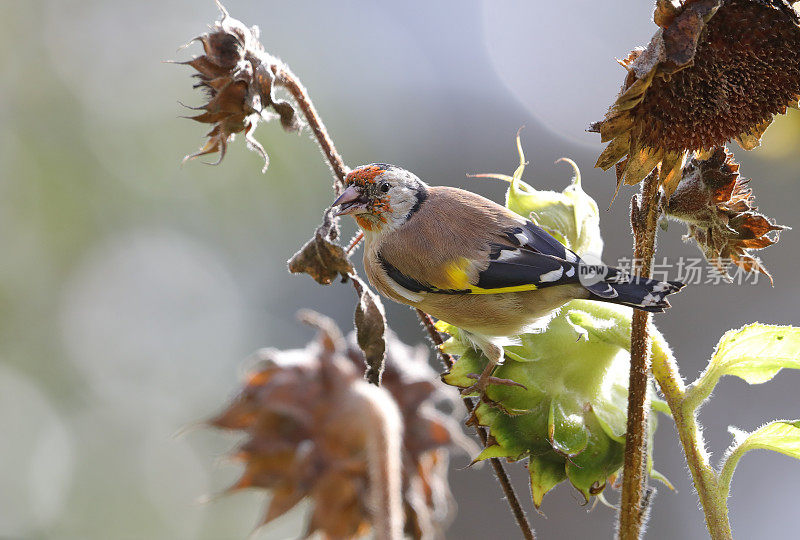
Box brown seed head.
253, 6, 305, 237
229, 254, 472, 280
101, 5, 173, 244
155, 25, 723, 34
592, 0, 800, 196
209, 313, 467, 538
177, 3, 301, 171
665, 146, 787, 282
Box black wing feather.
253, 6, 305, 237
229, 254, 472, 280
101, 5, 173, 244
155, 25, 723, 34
477, 245, 580, 290
473, 221, 584, 291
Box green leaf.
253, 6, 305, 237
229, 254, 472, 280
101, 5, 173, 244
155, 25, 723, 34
434, 320, 469, 356
591, 381, 629, 442
566, 308, 631, 351
651, 398, 671, 416
687, 324, 800, 410
473, 401, 551, 461
565, 412, 624, 503
731, 420, 800, 460
711, 323, 800, 384
719, 420, 800, 500
475, 444, 516, 462
650, 467, 675, 491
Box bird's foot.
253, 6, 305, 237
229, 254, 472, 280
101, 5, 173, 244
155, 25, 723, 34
461, 363, 526, 426
461, 372, 526, 396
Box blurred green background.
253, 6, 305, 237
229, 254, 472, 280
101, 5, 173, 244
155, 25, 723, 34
2, 0, 799, 538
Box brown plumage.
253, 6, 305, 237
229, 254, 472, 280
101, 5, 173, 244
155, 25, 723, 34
332, 164, 684, 392
363, 187, 589, 338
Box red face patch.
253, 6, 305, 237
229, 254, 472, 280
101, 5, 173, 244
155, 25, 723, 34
345, 165, 393, 224
345, 165, 386, 187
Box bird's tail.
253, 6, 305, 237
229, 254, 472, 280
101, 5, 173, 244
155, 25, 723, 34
583, 267, 685, 313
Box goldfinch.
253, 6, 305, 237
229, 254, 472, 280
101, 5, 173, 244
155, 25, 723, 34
332, 163, 684, 393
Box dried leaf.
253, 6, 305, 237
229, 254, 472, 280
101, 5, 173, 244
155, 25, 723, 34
653, 0, 682, 28
659, 151, 685, 200
623, 144, 663, 185
351, 276, 386, 386
287, 209, 354, 285
595, 132, 631, 170
297, 309, 345, 353
260, 485, 305, 526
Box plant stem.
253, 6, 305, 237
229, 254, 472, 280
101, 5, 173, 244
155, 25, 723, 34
682, 365, 721, 413
272, 64, 348, 194
717, 444, 745, 505
672, 408, 732, 540
619, 172, 660, 539
350, 381, 404, 540
346, 231, 365, 255
267, 51, 535, 539
417, 309, 536, 540
650, 338, 733, 540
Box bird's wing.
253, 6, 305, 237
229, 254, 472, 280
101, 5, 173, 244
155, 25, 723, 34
466, 221, 584, 293
375, 187, 585, 295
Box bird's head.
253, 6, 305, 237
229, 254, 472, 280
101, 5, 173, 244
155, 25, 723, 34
331, 164, 429, 233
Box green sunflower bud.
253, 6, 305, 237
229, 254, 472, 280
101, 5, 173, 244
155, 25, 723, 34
474, 133, 603, 257
439, 301, 672, 507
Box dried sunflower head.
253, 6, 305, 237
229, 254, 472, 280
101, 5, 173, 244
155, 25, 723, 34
592, 0, 800, 198
209, 312, 467, 539
178, 2, 301, 171
666, 146, 787, 283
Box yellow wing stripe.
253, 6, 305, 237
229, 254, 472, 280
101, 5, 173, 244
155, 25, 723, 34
466, 283, 539, 294
441, 258, 538, 295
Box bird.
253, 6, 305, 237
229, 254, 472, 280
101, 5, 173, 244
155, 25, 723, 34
332, 163, 684, 396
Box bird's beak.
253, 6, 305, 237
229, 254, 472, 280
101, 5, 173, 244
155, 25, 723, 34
331, 185, 369, 216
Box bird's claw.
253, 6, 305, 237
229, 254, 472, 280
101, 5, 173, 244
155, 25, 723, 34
461, 370, 526, 426
461, 373, 526, 395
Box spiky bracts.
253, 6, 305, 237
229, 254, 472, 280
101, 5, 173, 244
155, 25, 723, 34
666, 146, 787, 282
437, 304, 671, 508
209, 313, 468, 539
177, 3, 301, 171
591, 0, 800, 198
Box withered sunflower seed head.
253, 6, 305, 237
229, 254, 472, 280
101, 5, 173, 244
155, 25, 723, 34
177, 3, 302, 172
666, 146, 787, 283
592, 0, 800, 195
208, 313, 468, 538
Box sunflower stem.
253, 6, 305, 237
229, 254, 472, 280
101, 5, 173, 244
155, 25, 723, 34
350, 381, 404, 540
650, 340, 733, 540
618, 171, 660, 539
272, 64, 349, 195
614, 170, 734, 540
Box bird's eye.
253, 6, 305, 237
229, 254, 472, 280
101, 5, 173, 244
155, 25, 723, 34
380, 183, 390, 193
